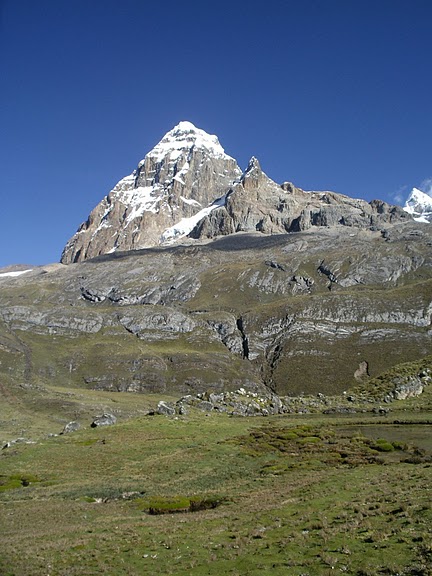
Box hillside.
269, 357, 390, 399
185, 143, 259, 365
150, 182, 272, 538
1, 221, 431, 402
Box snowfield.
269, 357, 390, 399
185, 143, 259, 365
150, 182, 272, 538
0, 269, 33, 278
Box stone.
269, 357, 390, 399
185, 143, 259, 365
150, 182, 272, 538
157, 401, 176, 416
91, 413, 117, 427
265, 260, 286, 271
62, 421, 81, 434
393, 377, 424, 400
196, 401, 214, 412
178, 403, 188, 416
2, 438, 33, 449
208, 392, 225, 404
354, 361, 370, 382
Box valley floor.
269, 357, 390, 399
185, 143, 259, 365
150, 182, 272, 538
1, 386, 432, 575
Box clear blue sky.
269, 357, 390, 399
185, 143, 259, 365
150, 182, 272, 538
1, 0, 431, 267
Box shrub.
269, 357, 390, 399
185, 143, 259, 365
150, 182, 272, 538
298, 436, 321, 444
143, 494, 226, 515
373, 439, 395, 452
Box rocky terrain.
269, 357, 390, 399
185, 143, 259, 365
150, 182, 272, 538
1, 122, 431, 402
1, 122, 432, 576
61, 122, 242, 263
1, 221, 431, 398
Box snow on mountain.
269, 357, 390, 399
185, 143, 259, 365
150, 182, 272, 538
141, 121, 234, 164
122, 121, 236, 224
160, 193, 228, 243
0, 269, 33, 278
61, 122, 241, 263
403, 187, 432, 223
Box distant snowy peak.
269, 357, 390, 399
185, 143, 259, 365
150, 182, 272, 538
140, 121, 233, 165
403, 187, 432, 223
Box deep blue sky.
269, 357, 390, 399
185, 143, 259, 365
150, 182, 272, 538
1, 0, 431, 267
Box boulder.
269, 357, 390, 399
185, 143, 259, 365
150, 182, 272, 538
62, 421, 81, 434
196, 400, 214, 412
91, 413, 117, 427
157, 401, 176, 416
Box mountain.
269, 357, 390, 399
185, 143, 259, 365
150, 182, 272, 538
1, 122, 431, 406
1, 221, 431, 399
61, 122, 242, 263
61, 122, 411, 264
403, 187, 432, 223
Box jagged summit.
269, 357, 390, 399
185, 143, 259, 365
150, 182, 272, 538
403, 187, 432, 223
61, 122, 412, 264
143, 121, 233, 164
61, 122, 241, 263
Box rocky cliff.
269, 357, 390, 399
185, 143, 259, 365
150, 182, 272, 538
190, 157, 410, 239
61, 122, 411, 264
61, 122, 242, 263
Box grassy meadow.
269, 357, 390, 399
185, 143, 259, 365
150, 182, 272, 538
1, 381, 432, 575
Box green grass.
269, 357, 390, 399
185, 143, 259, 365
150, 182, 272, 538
1, 407, 432, 575
134, 494, 226, 515
0, 473, 42, 492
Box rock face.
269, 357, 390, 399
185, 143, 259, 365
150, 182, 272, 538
61, 122, 242, 263
61, 122, 411, 264
191, 158, 410, 240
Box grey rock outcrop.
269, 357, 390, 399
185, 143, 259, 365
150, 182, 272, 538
177, 388, 285, 417
383, 370, 431, 402
157, 401, 176, 416
354, 361, 370, 382
190, 159, 411, 241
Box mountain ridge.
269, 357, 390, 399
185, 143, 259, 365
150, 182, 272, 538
1, 122, 430, 403
2, 220, 431, 397
61, 122, 412, 264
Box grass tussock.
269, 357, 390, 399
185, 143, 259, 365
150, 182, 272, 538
134, 494, 227, 515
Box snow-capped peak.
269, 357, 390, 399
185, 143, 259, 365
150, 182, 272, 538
140, 121, 233, 165
403, 187, 432, 223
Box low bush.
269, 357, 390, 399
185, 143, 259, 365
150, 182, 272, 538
0, 474, 42, 492
373, 439, 395, 452
138, 494, 227, 515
